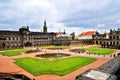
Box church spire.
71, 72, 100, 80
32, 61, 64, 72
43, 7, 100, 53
43, 20, 47, 33
63, 29, 66, 34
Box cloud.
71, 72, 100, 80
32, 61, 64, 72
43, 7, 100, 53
0, 0, 120, 35
59, 0, 120, 30
96, 23, 106, 28
117, 19, 120, 23
0, 0, 58, 30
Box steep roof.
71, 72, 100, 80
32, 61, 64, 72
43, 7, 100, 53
79, 31, 96, 36
104, 32, 109, 35
56, 32, 63, 36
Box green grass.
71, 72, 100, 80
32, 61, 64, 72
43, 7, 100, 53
15, 56, 96, 76
38, 45, 69, 49
83, 46, 115, 55
0, 47, 23, 50
0, 49, 30, 56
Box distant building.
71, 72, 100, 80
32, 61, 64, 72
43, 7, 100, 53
73, 31, 96, 45
53, 31, 72, 45
92, 31, 109, 45
0, 21, 56, 48
78, 31, 96, 39
0, 21, 75, 49
104, 32, 109, 39
101, 28, 120, 49
74, 31, 110, 46
92, 28, 120, 49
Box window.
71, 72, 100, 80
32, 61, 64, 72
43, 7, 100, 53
107, 42, 108, 45
13, 37, 15, 40
9, 37, 11, 40
113, 42, 115, 45
113, 36, 115, 39
110, 42, 112, 45
109, 36, 112, 39
117, 42, 119, 45
117, 36, 119, 40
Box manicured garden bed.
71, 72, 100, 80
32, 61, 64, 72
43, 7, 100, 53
83, 46, 115, 55
25, 50, 40, 54
0, 49, 30, 56
70, 49, 86, 53
36, 53, 70, 58
15, 56, 96, 76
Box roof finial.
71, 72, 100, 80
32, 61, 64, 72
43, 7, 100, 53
44, 19, 46, 26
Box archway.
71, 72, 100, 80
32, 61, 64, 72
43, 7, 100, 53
2, 43, 5, 48
24, 42, 32, 47
96, 41, 98, 44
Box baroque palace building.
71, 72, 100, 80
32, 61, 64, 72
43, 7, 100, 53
0, 21, 74, 49
101, 28, 120, 49
92, 31, 109, 45
92, 28, 120, 49
0, 21, 56, 48
76, 28, 120, 49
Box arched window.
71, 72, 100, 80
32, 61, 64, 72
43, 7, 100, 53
117, 42, 119, 45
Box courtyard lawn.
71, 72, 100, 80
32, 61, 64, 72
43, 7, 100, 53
0, 47, 23, 50
0, 49, 30, 56
83, 46, 115, 55
38, 45, 69, 49
15, 56, 96, 76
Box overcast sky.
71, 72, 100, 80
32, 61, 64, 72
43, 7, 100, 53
0, 0, 120, 35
